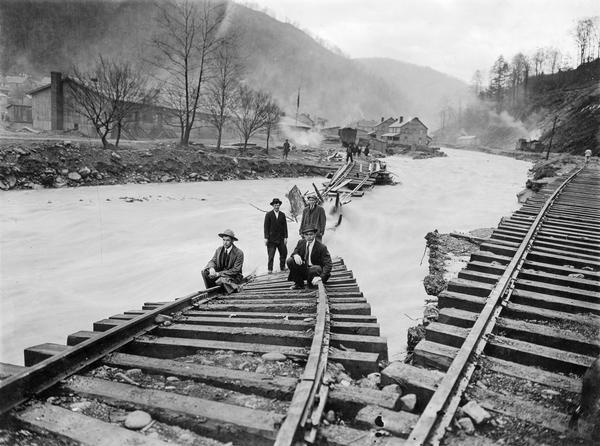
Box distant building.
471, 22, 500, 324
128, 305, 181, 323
382, 116, 430, 146
372, 117, 396, 139
7, 104, 32, 123
27, 72, 177, 139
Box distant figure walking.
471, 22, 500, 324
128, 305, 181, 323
202, 229, 244, 294
346, 144, 354, 163
286, 226, 332, 290
364, 142, 370, 157
283, 139, 290, 160
300, 195, 326, 241
264, 198, 288, 274
585, 149, 592, 164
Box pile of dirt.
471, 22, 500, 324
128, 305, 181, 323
0, 140, 335, 191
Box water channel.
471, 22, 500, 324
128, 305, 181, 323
0, 148, 531, 365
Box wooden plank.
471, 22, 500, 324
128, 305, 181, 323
457, 269, 501, 285
104, 353, 296, 399
380, 362, 443, 411
437, 290, 486, 312
482, 356, 582, 394
446, 278, 493, 297
412, 340, 457, 372
515, 278, 600, 303
328, 385, 403, 416
468, 386, 571, 433
121, 336, 379, 378
330, 321, 380, 336
354, 405, 418, 438
504, 301, 600, 326
318, 424, 406, 446
427, 321, 596, 374
185, 310, 377, 323
495, 317, 600, 356
437, 308, 478, 328
518, 268, 600, 291
16, 403, 170, 446
63, 375, 282, 444
24, 343, 68, 366
0, 363, 26, 380
484, 334, 595, 375
511, 288, 600, 315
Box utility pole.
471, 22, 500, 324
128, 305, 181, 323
545, 116, 558, 160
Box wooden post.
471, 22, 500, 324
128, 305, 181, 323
545, 116, 558, 160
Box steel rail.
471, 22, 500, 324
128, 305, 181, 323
0, 286, 222, 415
274, 280, 331, 445
408, 167, 584, 445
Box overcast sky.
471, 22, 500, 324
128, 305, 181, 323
244, 0, 598, 82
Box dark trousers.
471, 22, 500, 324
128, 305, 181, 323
267, 240, 287, 272
286, 257, 323, 286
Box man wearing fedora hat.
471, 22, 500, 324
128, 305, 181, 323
264, 198, 288, 274
300, 195, 326, 241
202, 229, 244, 294
287, 226, 332, 290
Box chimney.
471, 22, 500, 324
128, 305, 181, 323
381, 117, 384, 122
399, 116, 403, 123
51, 71, 64, 130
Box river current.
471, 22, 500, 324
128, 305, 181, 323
0, 148, 531, 365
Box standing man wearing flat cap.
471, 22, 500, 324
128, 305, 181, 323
287, 226, 332, 290
299, 195, 326, 241
202, 229, 244, 294
264, 198, 288, 274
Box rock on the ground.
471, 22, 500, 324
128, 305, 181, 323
458, 417, 475, 434
461, 400, 491, 424
124, 410, 152, 430
67, 172, 82, 181
399, 394, 417, 412
78, 166, 91, 177
125, 368, 143, 378
381, 384, 402, 395
262, 352, 286, 361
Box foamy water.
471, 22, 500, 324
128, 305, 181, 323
0, 148, 531, 365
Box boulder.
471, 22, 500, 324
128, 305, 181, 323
399, 394, 417, 412
78, 167, 91, 178
458, 417, 475, 434
67, 172, 82, 181
462, 400, 491, 424
381, 384, 402, 395
262, 352, 286, 361
124, 410, 152, 430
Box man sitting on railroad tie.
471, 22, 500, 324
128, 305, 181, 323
286, 226, 332, 290
202, 229, 244, 294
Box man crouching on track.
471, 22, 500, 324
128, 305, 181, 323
287, 226, 332, 290
202, 229, 244, 294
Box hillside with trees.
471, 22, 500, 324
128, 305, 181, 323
434, 16, 600, 154
0, 0, 466, 131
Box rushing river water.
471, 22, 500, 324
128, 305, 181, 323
0, 148, 531, 365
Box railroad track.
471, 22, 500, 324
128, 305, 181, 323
0, 259, 401, 445
406, 164, 600, 444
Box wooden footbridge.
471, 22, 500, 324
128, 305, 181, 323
0, 163, 598, 445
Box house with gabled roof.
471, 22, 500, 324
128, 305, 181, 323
382, 116, 431, 147
372, 117, 396, 139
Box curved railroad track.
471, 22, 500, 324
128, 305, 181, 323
0, 258, 392, 445
408, 164, 599, 445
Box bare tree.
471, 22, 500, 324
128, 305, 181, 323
532, 48, 545, 76
545, 47, 562, 74
262, 99, 282, 154
206, 34, 244, 150
229, 84, 270, 152
509, 53, 529, 105
152, 0, 226, 146
68, 56, 151, 148
573, 18, 594, 65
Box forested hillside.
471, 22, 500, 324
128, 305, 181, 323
0, 0, 467, 127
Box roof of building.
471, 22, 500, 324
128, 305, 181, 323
374, 117, 396, 129
389, 117, 428, 130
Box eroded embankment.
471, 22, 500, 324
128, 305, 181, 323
0, 141, 332, 191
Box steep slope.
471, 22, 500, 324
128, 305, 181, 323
357, 57, 471, 130
1, 0, 468, 127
